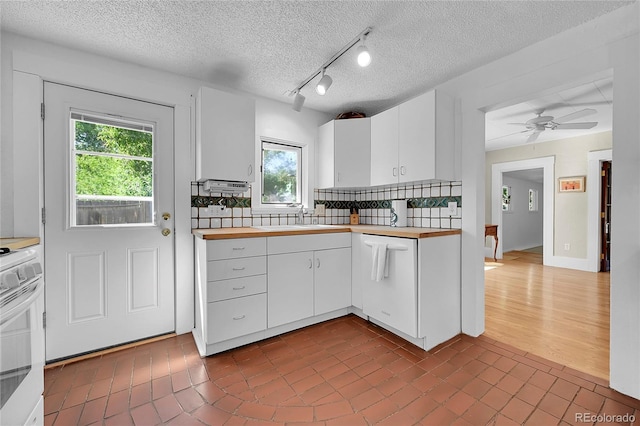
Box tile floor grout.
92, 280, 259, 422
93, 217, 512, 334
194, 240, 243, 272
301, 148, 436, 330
43, 315, 640, 425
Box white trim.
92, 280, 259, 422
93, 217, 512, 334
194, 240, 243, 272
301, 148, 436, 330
491, 157, 554, 266
587, 149, 612, 272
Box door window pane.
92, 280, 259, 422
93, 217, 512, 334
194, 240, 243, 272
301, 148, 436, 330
71, 112, 154, 226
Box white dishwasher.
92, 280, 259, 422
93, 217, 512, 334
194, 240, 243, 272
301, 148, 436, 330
360, 234, 418, 337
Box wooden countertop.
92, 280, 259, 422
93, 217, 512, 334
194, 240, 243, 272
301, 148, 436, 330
193, 225, 460, 240
0, 237, 41, 250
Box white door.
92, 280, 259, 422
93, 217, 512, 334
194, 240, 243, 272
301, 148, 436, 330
43, 82, 175, 361
314, 248, 351, 315
370, 107, 399, 186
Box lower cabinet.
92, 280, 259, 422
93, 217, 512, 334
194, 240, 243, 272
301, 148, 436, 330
207, 293, 267, 343
194, 232, 351, 356
267, 234, 351, 328
267, 252, 314, 328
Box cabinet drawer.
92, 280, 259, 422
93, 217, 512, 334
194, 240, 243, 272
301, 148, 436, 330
208, 275, 266, 302
207, 238, 266, 260
208, 256, 266, 281
267, 232, 350, 255
207, 293, 266, 343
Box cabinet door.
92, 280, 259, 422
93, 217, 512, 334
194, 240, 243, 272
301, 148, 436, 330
398, 91, 435, 183
196, 87, 256, 182
267, 252, 314, 328
317, 120, 335, 189
314, 248, 351, 315
334, 118, 371, 188
370, 107, 399, 186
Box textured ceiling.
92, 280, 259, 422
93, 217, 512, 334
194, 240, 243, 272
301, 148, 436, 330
1, 1, 632, 120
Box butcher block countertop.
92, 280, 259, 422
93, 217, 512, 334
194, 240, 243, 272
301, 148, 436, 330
193, 225, 460, 240
0, 237, 41, 250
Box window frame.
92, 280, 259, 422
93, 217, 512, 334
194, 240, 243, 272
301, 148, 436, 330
252, 137, 310, 214
69, 110, 157, 228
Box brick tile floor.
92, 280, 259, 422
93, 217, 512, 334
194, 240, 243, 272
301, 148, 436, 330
43, 315, 640, 425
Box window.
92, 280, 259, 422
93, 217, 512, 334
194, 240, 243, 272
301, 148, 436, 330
71, 111, 155, 226
261, 141, 302, 205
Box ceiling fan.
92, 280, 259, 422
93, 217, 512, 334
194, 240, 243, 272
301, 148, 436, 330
505, 108, 598, 143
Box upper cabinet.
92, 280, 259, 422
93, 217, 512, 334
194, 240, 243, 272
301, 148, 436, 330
318, 118, 371, 188
196, 86, 256, 182
371, 90, 455, 186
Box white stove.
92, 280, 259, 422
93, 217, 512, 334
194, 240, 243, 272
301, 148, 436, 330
0, 246, 45, 426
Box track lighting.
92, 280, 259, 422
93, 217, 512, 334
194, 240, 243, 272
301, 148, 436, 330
315, 69, 333, 95
289, 27, 372, 111
356, 35, 371, 67
292, 90, 305, 112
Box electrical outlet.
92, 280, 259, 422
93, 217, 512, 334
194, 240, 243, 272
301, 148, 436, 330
564, 243, 571, 251
207, 205, 228, 217
447, 201, 458, 216
314, 204, 326, 216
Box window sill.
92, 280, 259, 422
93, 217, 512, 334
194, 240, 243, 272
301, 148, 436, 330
251, 207, 314, 215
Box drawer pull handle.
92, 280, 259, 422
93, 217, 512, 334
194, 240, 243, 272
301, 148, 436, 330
232, 247, 245, 251
308, 259, 313, 269
233, 315, 246, 320
316, 258, 320, 268
381, 310, 391, 316
232, 267, 246, 271
232, 286, 246, 290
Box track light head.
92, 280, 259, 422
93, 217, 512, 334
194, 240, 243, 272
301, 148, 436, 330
316, 70, 333, 95
292, 91, 305, 112
356, 36, 371, 67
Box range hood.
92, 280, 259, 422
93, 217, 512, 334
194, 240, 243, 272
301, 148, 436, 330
201, 179, 250, 194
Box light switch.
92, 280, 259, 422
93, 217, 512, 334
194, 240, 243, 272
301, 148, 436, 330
447, 201, 458, 216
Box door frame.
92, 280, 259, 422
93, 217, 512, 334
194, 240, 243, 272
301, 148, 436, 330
491, 157, 554, 266
587, 149, 612, 272
11, 49, 194, 335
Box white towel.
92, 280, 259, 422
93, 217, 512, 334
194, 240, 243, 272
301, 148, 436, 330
370, 242, 389, 282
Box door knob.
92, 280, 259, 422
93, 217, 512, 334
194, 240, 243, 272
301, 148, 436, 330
161, 228, 171, 236
162, 212, 171, 220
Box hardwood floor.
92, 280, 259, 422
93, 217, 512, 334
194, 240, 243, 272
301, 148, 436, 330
484, 250, 610, 381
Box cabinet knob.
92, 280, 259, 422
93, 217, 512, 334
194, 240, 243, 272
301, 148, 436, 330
316, 258, 321, 268
232, 315, 246, 320
308, 259, 313, 269
248, 164, 253, 176
400, 166, 406, 175
392, 167, 398, 177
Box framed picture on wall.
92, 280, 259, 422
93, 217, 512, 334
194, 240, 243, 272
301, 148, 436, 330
558, 176, 585, 192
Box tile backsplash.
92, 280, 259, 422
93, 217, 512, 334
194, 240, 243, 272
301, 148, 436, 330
191, 181, 462, 229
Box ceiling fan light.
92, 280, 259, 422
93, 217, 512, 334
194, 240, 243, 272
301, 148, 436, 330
356, 44, 371, 67
292, 91, 305, 112
316, 71, 332, 95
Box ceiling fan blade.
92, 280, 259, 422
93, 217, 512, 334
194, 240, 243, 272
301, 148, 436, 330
553, 122, 598, 130
526, 130, 542, 143
554, 108, 596, 123
486, 129, 530, 142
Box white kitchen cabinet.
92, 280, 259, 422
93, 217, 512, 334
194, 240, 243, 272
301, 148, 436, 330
314, 248, 351, 315
370, 107, 399, 186
267, 251, 314, 328
193, 237, 267, 355
196, 86, 256, 182
318, 118, 371, 188
370, 89, 455, 186
267, 233, 351, 328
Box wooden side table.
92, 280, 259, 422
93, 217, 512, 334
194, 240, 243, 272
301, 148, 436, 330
485, 224, 498, 262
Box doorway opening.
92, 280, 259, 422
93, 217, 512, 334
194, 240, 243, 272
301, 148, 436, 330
483, 75, 613, 380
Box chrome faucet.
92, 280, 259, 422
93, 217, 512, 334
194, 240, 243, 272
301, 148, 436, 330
288, 203, 305, 224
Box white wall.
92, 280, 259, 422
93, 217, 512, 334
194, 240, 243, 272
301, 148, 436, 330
437, 4, 639, 398
502, 174, 543, 252
487, 132, 612, 259
0, 32, 330, 338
